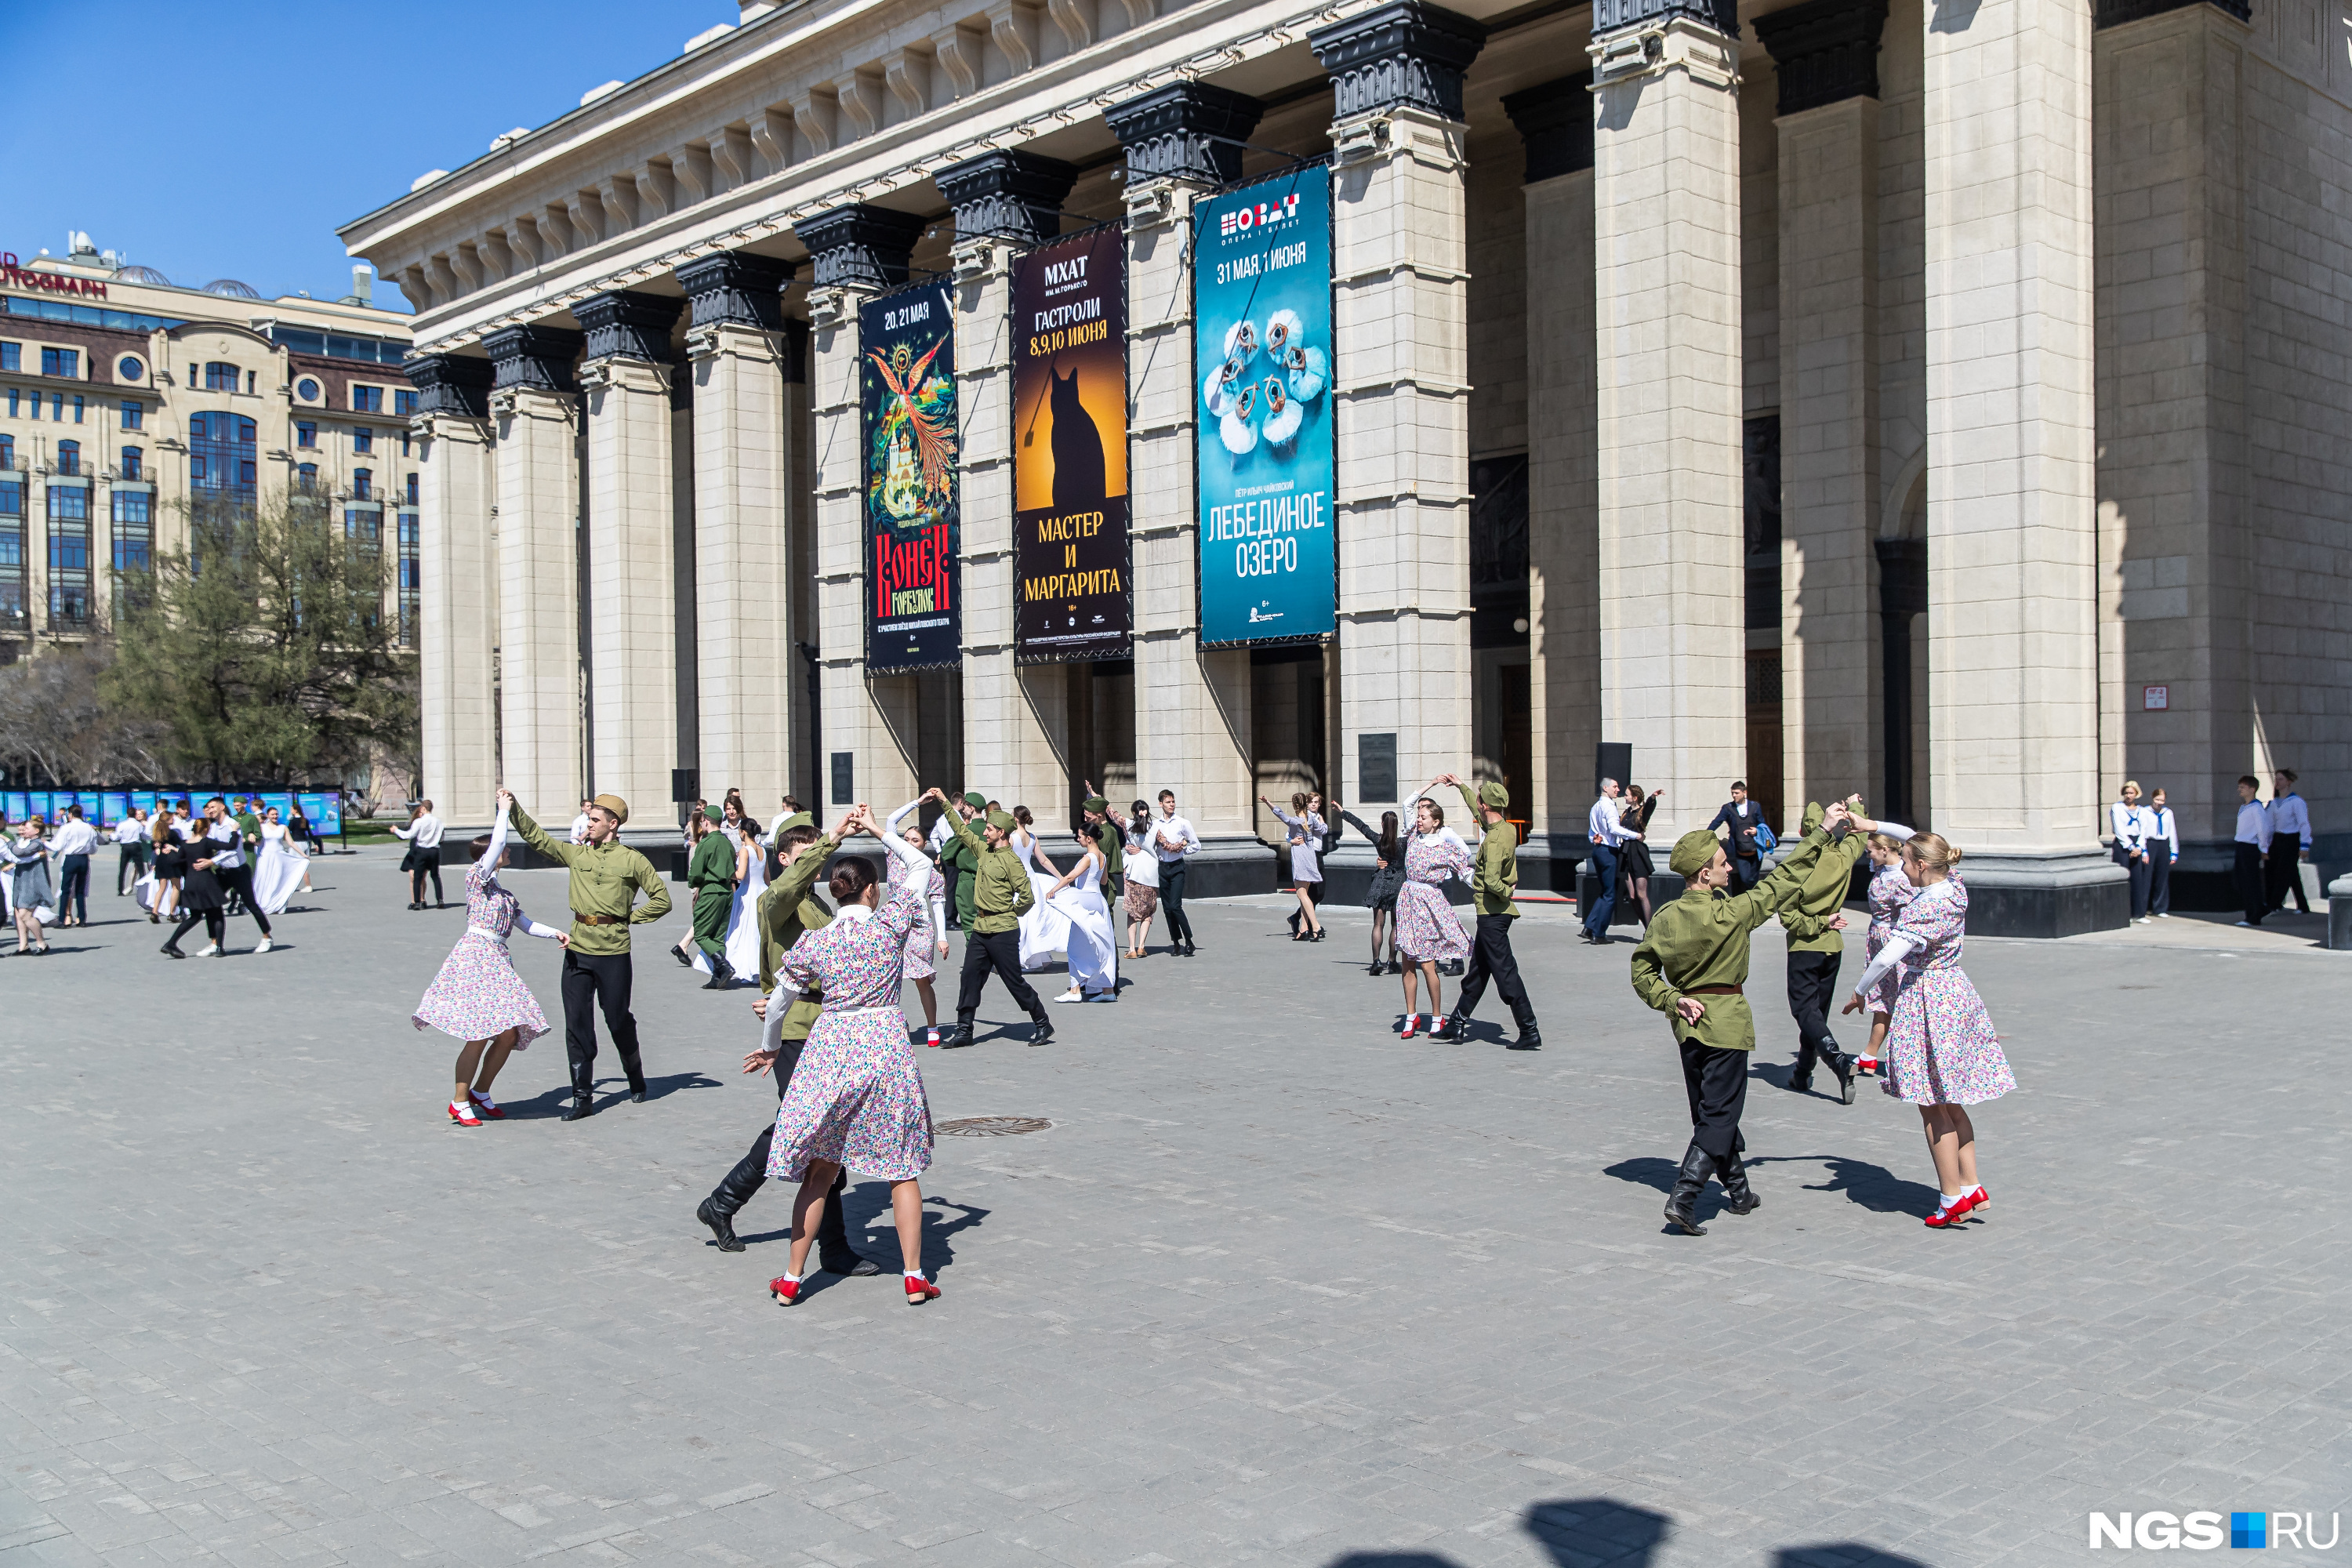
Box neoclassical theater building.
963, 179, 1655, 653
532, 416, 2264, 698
344, 0, 2350, 934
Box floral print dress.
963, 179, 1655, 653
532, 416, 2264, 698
1863, 862, 1917, 1015
885, 849, 947, 981
411, 812, 556, 1047
1394, 830, 1472, 964
1878, 877, 2015, 1107
767, 874, 935, 1182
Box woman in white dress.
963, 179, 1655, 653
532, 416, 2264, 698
251, 807, 309, 916
1010, 805, 1073, 971
1044, 829, 1119, 1002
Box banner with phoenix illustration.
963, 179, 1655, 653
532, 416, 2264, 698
1012, 227, 1130, 662
860, 281, 961, 670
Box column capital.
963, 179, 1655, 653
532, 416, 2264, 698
575, 290, 684, 364
405, 351, 495, 418
2093, 0, 2247, 27
793, 203, 927, 290
1103, 82, 1263, 187
935, 149, 1078, 245
484, 325, 584, 394
1753, 0, 1886, 115
677, 251, 793, 332
1593, 0, 1737, 45
1501, 76, 1594, 181
1308, 2, 1487, 124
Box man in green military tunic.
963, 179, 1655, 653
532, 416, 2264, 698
935, 790, 985, 931
1433, 772, 1541, 1049
1631, 801, 1853, 1234
691, 810, 873, 1272
507, 791, 673, 1120
931, 787, 1051, 1049
1778, 797, 1891, 1104
1081, 783, 1123, 902
677, 808, 739, 989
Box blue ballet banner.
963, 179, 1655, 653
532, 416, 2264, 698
1193, 165, 1337, 647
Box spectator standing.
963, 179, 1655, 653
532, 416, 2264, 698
2266, 768, 2312, 914
390, 800, 446, 909
2108, 781, 2151, 924
1705, 782, 1766, 891
113, 806, 151, 896
2146, 788, 2179, 918
2232, 775, 2271, 927
50, 804, 99, 927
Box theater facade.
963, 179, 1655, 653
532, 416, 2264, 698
343, 0, 2352, 933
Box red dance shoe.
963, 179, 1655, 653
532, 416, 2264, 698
925, 1027, 942, 1047
1924, 1190, 1981, 1228
905, 1275, 942, 1305
769, 1275, 805, 1306
1400, 1014, 1420, 1039
467, 1091, 506, 1120
448, 1099, 482, 1127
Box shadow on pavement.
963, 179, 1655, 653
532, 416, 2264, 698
1327, 1500, 1926, 1566
1771, 1547, 1935, 1566
1752, 1153, 1941, 1215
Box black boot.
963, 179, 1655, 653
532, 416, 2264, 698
1662, 1142, 1716, 1236
1719, 1149, 1760, 1214
1432, 1014, 1466, 1042
1507, 1002, 1542, 1051
696, 1196, 746, 1251
673, 945, 694, 967
942, 1014, 976, 1049
702, 956, 735, 989
1817, 1037, 1857, 1104
1028, 1014, 1055, 1047
563, 1087, 598, 1121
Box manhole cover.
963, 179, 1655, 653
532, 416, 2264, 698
936, 1116, 1053, 1138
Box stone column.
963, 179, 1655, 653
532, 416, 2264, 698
575, 290, 686, 828
936, 151, 1079, 815
1589, 0, 1748, 837
1923, 0, 2120, 934
1756, 0, 1884, 826
1504, 76, 1598, 894
1309, 2, 1485, 862
484, 325, 586, 818
679, 252, 799, 811
409, 353, 499, 822
1105, 82, 1268, 895
797, 205, 930, 815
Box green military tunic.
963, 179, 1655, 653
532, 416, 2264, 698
939, 819, 979, 927
1093, 819, 1124, 880
1629, 826, 1833, 1052
508, 803, 673, 955
757, 833, 840, 1042
1777, 801, 1867, 953
949, 816, 1034, 935
1456, 784, 1519, 918
685, 829, 737, 959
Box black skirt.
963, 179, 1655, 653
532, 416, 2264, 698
1621, 837, 1655, 880
179, 861, 226, 911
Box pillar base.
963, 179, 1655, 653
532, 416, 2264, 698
1949, 848, 2127, 938
1181, 836, 1281, 900
1321, 842, 1471, 907
2328, 874, 2352, 951
1516, 831, 1581, 897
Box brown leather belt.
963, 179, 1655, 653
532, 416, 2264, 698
572, 911, 625, 926
1685, 984, 1743, 996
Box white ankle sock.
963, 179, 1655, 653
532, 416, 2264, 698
1938, 1190, 1965, 1210
904, 1269, 926, 1282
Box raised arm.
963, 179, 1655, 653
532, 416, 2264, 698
505, 800, 575, 866
884, 797, 926, 843
1731, 825, 1834, 930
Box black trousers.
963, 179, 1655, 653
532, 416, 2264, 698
1787, 949, 1848, 1077
2266, 844, 2310, 913
410, 849, 443, 906
2123, 854, 2151, 919
942, 864, 965, 927
2148, 851, 2172, 915
1730, 853, 1761, 892
2234, 843, 2267, 925
1679, 1038, 1750, 1162
57, 854, 89, 923
561, 949, 645, 1098
220, 865, 271, 936
706, 1032, 858, 1265
1454, 912, 1537, 1030
954, 929, 1046, 1021
1160, 862, 1193, 944
117, 844, 147, 894
169, 909, 226, 949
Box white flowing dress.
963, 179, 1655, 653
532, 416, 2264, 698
1014, 833, 1073, 971
691, 833, 770, 980
251, 823, 307, 915
1051, 854, 1119, 995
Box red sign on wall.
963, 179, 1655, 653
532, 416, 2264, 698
2143, 684, 2169, 711
0, 254, 107, 299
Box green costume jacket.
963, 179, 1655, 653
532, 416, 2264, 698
1456, 784, 1519, 917
939, 818, 979, 924
1777, 802, 1867, 953
509, 804, 672, 955
1628, 826, 1834, 1052
687, 830, 737, 946
949, 816, 1035, 935
757, 833, 839, 1042
1093, 819, 1124, 878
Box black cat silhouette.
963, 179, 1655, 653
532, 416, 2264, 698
1048, 363, 1106, 510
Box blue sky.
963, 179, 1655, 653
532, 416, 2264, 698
2, 2, 739, 313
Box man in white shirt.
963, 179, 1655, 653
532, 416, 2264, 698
1584, 779, 1637, 944
49, 806, 100, 927
164, 796, 274, 956
2233, 775, 2273, 927
389, 800, 447, 909
570, 799, 597, 844
2266, 768, 2313, 915
113, 807, 150, 895
1151, 790, 1202, 956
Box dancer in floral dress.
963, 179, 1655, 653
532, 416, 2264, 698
884, 798, 952, 1045
412, 793, 567, 1126
1854, 829, 1918, 1078
767, 807, 943, 1307
1392, 791, 1472, 1039
1843, 831, 2013, 1228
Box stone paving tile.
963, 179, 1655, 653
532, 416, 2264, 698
2, 855, 2348, 1564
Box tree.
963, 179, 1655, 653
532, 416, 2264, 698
103, 493, 419, 785
0, 644, 170, 785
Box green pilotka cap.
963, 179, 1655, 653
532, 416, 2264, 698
1479, 781, 1509, 810
963, 791, 987, 810
1669, 829, 1722, 879
775, 811, 813, 833
1083, 796, 1110, 814
985, 809, 1017, 833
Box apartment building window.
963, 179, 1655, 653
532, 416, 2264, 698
118, 447, 140, 480
0, 474, 24, 631
41, 347, 79, 378
72, 395, 84, 423
4, 390, 15, 417
351, 384, 382, 412
48, 481, 91, 631
0, 435, 12, 470
397, 430, 412, 457
397, 509, 420, 648
246, 370, 256, 394
405, 471, 419, 506
188, 411, 257, 499
204, 361, 239, 391
297, 462, 318, 491
112, 488, 152, 574
394, 390, 418, 416
49, 393, 63, 419
0, 343, 17, 372
352, 467, 372, 501
346, 507, 380, 552
56, 441, 80, 477
353, 426, 373, 455
120, 401, 143, 430
296, 420, 316, 449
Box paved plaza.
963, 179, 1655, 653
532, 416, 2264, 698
3, 847, 2348, 1567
